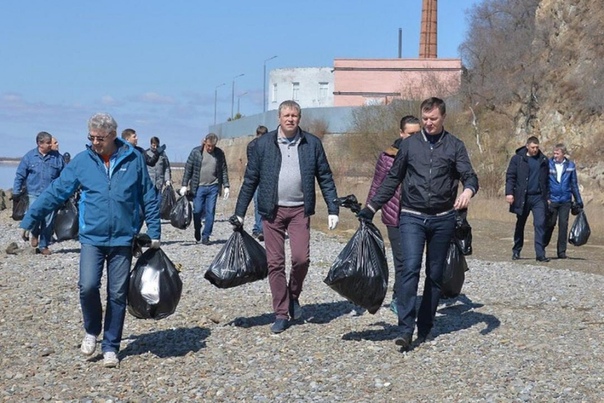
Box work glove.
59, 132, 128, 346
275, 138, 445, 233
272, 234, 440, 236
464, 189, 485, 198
223, 187, 230, 200
150, 239, 161, 249
179, 186, 188, 196
357, 206, 375, 222
229, 215, 244, 230
165, 180, 171, 186
328, 215, 339, 230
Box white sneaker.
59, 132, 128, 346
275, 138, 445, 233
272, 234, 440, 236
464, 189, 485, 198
80, 334, 97, 356
103, 351, 119, 368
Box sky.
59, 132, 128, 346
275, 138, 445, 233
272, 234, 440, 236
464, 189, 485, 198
0, 0, 482, 162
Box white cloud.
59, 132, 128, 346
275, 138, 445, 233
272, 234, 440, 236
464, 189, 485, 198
138, 92, 175, 105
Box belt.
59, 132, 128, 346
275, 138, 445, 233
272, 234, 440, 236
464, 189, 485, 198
400, 208, 454, 217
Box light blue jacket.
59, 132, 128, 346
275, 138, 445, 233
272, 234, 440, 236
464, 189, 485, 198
21, 138, 160, 246
13, 148, 65, 196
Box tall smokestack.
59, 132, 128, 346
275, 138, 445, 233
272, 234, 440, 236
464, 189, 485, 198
398, 28, 402, 58
419, 0, 437, 58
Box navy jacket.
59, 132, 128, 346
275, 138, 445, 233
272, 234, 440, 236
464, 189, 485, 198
549, 157, 582, 205
182, 145, 229, 195
235, 128, 339, 220
505, 146, 549, 215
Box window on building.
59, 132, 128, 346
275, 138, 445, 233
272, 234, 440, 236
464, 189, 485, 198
272, 83, 277, 103
319, 82, 329, 100
292, 82, 300, 101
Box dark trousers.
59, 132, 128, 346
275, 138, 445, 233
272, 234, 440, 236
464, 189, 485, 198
544, 201, 571, 256
263, 206, 310, 319
387, 225, 404, 299
513, 194, 547, 258
395, 211, 456, 336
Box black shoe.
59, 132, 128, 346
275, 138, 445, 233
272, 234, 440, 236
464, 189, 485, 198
194, 227, 201, 242
289, 299, 302, 320
557, 253, 567, 259
270, 318, 289, 334
512, 251, 520, 260
416, 332, 432, 344
536, 256, 550, 262
395, 334, 413, 352
257, 233, 264, 242
201, 237, 210, 245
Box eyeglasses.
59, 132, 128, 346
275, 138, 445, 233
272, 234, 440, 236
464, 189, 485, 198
88, 134, 109, 142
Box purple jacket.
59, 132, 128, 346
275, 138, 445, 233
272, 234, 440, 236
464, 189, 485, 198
367, 145, 400, 227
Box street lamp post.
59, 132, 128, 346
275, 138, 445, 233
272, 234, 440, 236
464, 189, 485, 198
214, 82, 225, 125
263, 55, 277, 113
231, 73, 244, 119
237, 92, 248, 115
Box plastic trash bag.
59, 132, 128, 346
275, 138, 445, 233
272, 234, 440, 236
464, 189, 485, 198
11, 193, 28, 221
442, 241, 468, 298
569, 210, 590, 247
170, 196, 192, 229
324, 195, 389, 314
454, 209, 473, 256
160, 184, 176, 220
205, 221, 268, 288
128, 248, 183, 320
54, 198, 79, 241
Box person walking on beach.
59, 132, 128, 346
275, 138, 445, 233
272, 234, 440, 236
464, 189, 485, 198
147, 136, 172, 198
180, 132, 230, 245
20, 113, 161, 368
505, 136, 550, 262
358, 97, 478, 351
232, 100, 340, 334
13, 131, 65, 255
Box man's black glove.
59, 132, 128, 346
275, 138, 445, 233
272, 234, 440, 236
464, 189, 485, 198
229, 214, 244, 230
10, 193, 21, 201
356, 207, 375, 222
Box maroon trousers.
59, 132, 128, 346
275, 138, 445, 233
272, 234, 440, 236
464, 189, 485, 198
263, 206, 310, 319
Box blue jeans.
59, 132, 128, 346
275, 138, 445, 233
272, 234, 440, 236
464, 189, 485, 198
28, 194, 56, 249
252, 189, 263, 235
79, 244, 132, 353
394, 211, 456, 336
513, 194, 547, 258
193, 184, 219, 239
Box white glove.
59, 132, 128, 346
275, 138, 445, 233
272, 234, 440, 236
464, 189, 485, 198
150, 239, 161, 249
223, 187, 230, 200
328, 215, 339, 230
165, 180, 171, 186
179, 186, 188, 196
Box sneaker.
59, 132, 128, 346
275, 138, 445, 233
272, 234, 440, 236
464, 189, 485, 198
395, 333, 412, 352
389, 297, 398, 315
201, 237, 210, 245
80, 334, 97, 356
270, 318, 289, 334
103, 351, 119, 368
289, 299, 302, 320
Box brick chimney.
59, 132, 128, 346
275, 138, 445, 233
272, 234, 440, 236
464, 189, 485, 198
419, 0, 437, 58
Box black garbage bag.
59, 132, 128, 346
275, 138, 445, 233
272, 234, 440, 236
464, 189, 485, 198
324, 220, 389, 314
442, 241, 468, 298
170, 196, 192, 229
160, 184, 176, 220
54, 198, 79, 241
128, 248, 183, 320
11, 193, 28, 221
205, 219, 268, 288
454, 209, 473, 256
569, 210, 591, 247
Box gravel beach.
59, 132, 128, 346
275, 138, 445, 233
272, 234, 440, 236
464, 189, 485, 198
1, 203, 603, 402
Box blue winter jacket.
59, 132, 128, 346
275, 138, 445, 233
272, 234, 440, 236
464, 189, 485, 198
13, 148, 65, 196
548, 157, 583, 205
20, 138, 160, 246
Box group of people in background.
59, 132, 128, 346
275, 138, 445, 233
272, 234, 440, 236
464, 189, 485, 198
12, 96, 584, 367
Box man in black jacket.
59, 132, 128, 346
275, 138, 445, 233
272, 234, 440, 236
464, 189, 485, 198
232, 100, 339, 334
505, 136, 550, 262
358, 97, 479, 351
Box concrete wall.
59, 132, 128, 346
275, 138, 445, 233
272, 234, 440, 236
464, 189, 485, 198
268, 67, 334, 111
209, 106, 357, 139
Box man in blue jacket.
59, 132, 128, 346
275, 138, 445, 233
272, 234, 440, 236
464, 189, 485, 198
20, 113, 161, 368
544, 143, 583, 259
505, 136, 550, 262
13, 131, 65, 255
232, 100, 339, 334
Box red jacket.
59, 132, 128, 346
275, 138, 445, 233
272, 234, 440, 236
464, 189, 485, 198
367, 144, 401, 227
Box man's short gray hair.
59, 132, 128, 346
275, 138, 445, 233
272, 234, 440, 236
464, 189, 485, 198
204, 132, 219, 145
88, 113, 118, 133
36, 131, 52, 144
